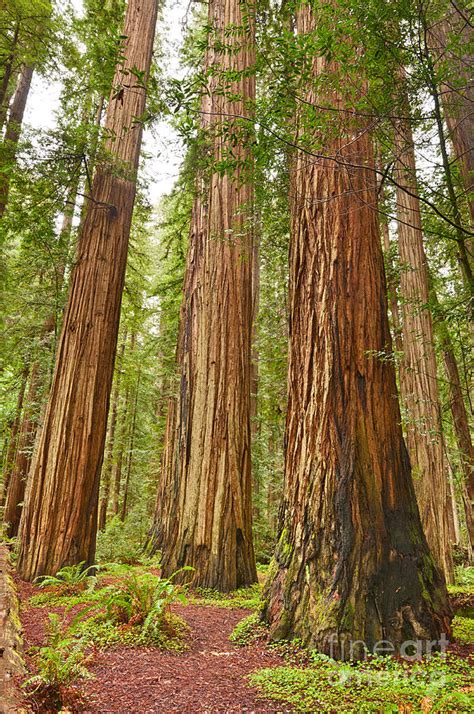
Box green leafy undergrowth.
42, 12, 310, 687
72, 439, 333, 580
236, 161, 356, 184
190, 582, 262, 609
73, 570, 191, 650
452, 616, 474, 645
230, 612, 268, 646
249, 652, 474, 713
23, 613, 92, 712
35, 562, 97, 596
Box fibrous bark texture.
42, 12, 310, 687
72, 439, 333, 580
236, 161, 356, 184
264, 3, 450, 657
149, 0, 257, 591
0, 63, 34, 217
394, 117, 453, 581
17, 0, 157, 581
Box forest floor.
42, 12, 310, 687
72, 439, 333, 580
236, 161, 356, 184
16, 577, 289, 713
13, 568, 474, 713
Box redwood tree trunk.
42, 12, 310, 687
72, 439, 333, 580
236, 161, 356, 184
149, 0, 257, 591
17, 0, 157, 580
0, 368, 28, 508
264, 4, 450, 656
394, 116, 453, 580
430, 2, 473, 225
0, 64, 34, 217
98, 332, 126, 530
3, 364, 41, 537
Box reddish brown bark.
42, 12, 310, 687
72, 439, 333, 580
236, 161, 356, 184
394, 116, 453, 580
0, 63, 33, 217
149, 0, 257, 591
264, 3, 450, 656
17, 0, 158, 580
0, 368, 28, 508
3, 364, 41, 538
98, 332, 127, 531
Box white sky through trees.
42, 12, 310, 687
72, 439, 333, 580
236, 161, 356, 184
25, 0, 187, 207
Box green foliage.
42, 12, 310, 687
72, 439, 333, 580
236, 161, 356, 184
229, 612, 268, 646
72, 569, 191, 649
96, 514, 150, 564
35, 561, 97, 595
191, 582, 262, 610
23, 613, 91, 710
249, 652, 474, 713
451, 616, 474, 645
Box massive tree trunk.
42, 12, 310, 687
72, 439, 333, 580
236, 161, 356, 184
149, 0, 257, 591
394, 117, 454, 580
0, 64, 34, 218
264, 4, 450, 657
17, 0, 157, 581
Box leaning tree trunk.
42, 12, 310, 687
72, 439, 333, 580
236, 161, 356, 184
394, 115, 453, 581
149, 0, 257, 591
263, 3, 450, 657
17, 0, 157, 581
0, 22, 19, 129
0, 64, 34, 218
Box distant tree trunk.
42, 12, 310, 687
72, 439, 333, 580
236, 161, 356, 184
380, 217, 404, 356
0, 368, 28, 508
0, 22, 19, 125
263, 3, 450, 656
149, 0, 257, 591
436, 313, 474, 556
98, 331, 127, 530
429, 2, 473, 225
17, 0, 158, 581
251, 230, 260, 523
120, 368, 140, 521
0, 64, 34, 217
4, 364, 41, 537
394, 116, 453, 580
111, 380, 130, 517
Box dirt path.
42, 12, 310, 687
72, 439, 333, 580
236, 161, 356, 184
18, 580, 289, 713
83, 605, 288, 713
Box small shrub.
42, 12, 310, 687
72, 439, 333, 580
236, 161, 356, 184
191, 582, 262, 609
35, 562, 97, 596
96, 513, 151, 564
23, 613, 91, 711
451, 615, 474, 644
230, 612, 268, 645
74, 569, 192, 649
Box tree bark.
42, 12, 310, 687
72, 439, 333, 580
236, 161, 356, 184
0, 368, 28, 509
17, 0, 157, 581
0, 22, 19, 127
436, 313, 474, 555
149, 0, 257, 591
263, 3, 450, 656
429, 2, 474, 226
4, 364, 41, 538
120, 367, 140, 521
394, 116, 453, 580
0, 64, 34, 217
98, 331, 127, 530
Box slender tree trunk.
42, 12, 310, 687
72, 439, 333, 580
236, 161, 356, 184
264, 3, 450, 656
111, 379, 130, 517
17, 0, 158, 581
149, 0, 257, 591
251, 229, 260, 523
4, 364, 41, 537
394, 115, 453, 580
429, 2, 474, 226
0, 368, 28, 508
0, 22, 19, 124
120, 368, 140, 521
436, 313, 474, 555
98, 331, 126, 530
0, 64, 34, 217
381, 218, 404, 356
